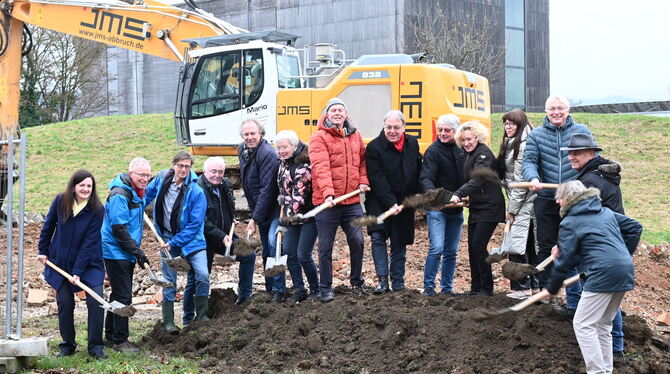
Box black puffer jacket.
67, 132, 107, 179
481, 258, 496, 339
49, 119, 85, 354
419, 139, 465, 214
576, 156, 624, 214
453, 142, 505, 223
196, 174, 236, 253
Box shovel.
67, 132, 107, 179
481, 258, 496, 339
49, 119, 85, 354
401, 188, 454, 210
142, 262, 175, 289
508, 182, 559, 189
213, 221, 237, 266
352, 204, 404, 227
264, 212, 287, 277
235, 230, 261, 257
283, 189, 364, 224
485, 220, 513, 264
143, 213, 191, 272
44, 260, 136, 317
502, 254, 555, 281
473, 273, 580, 321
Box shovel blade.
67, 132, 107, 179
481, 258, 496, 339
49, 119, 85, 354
166, 257, 191, 272
265, 257, 276, 270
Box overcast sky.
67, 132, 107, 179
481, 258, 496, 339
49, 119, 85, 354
550, 0, 670, 104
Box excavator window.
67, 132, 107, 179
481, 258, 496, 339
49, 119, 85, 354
243, 49, 264, 107
276, 53, 301, 89
190, 51, 242, 119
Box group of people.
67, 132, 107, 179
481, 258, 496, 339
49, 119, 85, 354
37, 95, 641, 374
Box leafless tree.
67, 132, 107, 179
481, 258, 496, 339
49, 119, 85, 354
406, 1, 505, 84
20, 27, 115, 125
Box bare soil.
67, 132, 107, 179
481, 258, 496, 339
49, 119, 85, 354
3, 218, 670, 373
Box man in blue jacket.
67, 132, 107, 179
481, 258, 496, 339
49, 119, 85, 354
145, 151, 208, 333
238, 119, 283, 302
101, 157, 152, 353
522, 94, 592, 306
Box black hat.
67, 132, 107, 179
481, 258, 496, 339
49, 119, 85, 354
560, 133, 602, 151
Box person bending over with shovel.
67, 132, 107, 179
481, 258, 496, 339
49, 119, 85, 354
309, 97, 370, 302
196, 156, 256, 307
547, 180, 641, 374
38, 170, 107, 359
101, 157, 152, 353
145, 151, 209, 332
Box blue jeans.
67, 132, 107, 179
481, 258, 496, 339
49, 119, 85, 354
284, 221, 319, 293
179, 250, 210, 324
566, 267, 583, 309
259, 217, 285, 294
424, 210, 463, 292
370, 230, 406, 291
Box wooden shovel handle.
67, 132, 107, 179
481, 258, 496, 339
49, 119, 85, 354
45, 260, 108, 307
510, 274, 580, 312
535, 255, 555, 272
378, 204, 404, 222
224, 221, 236, 253
508, 182, 559, 189
309, 189, 364, 216
440, 202, 465, 209
143, 213, 166, 246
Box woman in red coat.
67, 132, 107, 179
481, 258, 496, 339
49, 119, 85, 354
37, 170, 106, 359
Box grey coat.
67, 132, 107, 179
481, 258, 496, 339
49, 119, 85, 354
501, 125, 537, 255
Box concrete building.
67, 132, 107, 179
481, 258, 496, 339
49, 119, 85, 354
107, 0, 549, 115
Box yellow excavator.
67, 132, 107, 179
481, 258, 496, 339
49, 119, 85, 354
0, 0, 491, 155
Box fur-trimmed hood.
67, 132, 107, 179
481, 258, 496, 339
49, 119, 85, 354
559, 187, 601, 218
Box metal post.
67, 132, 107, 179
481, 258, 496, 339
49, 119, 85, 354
16, 136, 26, 338
4, 136, 14, 338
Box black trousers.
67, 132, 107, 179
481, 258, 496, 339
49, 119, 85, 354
533, 197, 561, 289
56, 283, 104, 355
104, 259, 134, 344
467, 221, 498, 293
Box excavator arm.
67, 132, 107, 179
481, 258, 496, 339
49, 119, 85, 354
0, 0, 245, 134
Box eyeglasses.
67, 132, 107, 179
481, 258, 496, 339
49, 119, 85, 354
175, 163, 192, 170
131, 172, 152, 179
503, 121, 517, 128
384, 125, 404, 131
546, 106, 567, 112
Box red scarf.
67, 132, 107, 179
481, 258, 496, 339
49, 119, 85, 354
132, 182, 145, 199
393, 134, 405, 152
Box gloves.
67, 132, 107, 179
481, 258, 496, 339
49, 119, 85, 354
136, 251, 150, 268
275, 225, 288, 236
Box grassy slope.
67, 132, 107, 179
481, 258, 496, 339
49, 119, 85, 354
24, 112, 670, 243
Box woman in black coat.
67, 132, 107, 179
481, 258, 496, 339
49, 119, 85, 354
37, 170, 107, 359
450, 121, 505, 296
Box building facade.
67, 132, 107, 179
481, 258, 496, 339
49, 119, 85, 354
107, 0, 548, 115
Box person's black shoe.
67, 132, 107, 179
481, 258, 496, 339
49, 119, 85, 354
320, 290, 335, 303
460, 290, 480, 297
440, 290, 457, 297
271, 291, 285, 303
103, 339, 114, 348
554, 305, 576, 322
235, 297, 249, 305
291, 290, 307, 303
351, 285, 366, 297
480, 289, 494, 297
57, 350, 75, 358
112, 341, 140, 353
373, 277, 389, 294
423, 288, 437, 296
306, 289, 320, 301
89, 351, 108, 360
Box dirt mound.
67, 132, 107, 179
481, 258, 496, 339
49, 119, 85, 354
143, 289, 670, 373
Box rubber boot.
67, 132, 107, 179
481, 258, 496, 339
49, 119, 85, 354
162, 301, 180, 335
194, 296, 211, 321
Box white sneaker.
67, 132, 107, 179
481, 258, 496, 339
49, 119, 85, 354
506, 290, 532, 300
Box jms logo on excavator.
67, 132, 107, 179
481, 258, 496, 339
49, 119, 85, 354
454, 86, 486, 112
80, 9, 146, 41
278, 106, 310, 116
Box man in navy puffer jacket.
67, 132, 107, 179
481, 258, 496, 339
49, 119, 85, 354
522, 94, 592, 299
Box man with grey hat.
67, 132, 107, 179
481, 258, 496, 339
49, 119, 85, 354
562, 133, 624, 214
562, 132, 626, 358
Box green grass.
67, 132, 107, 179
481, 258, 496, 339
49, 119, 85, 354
490, 112, 670, 244
24, 316, 200, 374
22, 112, 670, 243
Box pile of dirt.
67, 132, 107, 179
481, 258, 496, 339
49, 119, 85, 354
144, 288, 670, 373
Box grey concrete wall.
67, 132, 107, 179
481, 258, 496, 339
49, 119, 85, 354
525, 0, 550, 112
